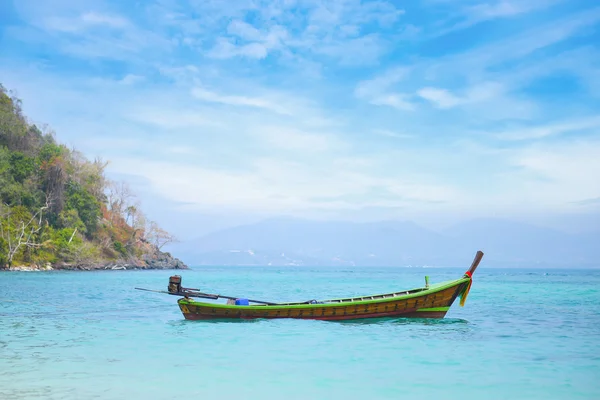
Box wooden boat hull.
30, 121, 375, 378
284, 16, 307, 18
176, 278, 471, 321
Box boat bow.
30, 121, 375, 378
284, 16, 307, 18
459, 250, 484, 306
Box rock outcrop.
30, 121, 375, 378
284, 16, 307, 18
2, 248, 189, 271
141, 249, 188, 270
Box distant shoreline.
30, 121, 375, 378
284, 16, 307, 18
1, 266, 187, 272
4, 263, 599, 271
1, 251, 189, 272
1, 264, 188, 272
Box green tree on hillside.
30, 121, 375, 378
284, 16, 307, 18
0, 83, 177, 269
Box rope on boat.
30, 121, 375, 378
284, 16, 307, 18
459, 250, 483, 307
459, 271, 473, 307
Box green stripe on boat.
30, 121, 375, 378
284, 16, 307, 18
416, 307, 450, 312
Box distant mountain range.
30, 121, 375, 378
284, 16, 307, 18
170, 217, 600, 268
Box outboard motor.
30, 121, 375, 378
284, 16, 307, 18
168, 275, 182, 294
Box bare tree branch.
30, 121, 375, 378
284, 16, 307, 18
145, 220, 178, 251
0, 197, 50, 266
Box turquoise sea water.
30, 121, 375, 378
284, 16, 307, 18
1, 266, 599, 399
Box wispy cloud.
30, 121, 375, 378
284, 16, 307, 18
354, 67, 414, 109
10, 2, 172, 61
417, 82, 504, 109
119, 74, 144, 85
255, 126, 346, 152
1, 0, 599, 230
194, 0, 407, 65
356, 6, 600, 122
191, 87, 293, 115
79, 12, 129, 28
417, 88, 462, 109
127, 107, 223, 130
370, 93, 415, 111
44, 12, 129, 32
355, 67, 410, 98
439, 0, 565, 34
208, 24, 288, 60
372, 129, 414, 139
495, 116, 600, 141
572, 197, 600, 206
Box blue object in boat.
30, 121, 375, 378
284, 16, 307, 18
235, 298, 249, 306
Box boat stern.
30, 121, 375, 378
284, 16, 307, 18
177, 298, 196, 319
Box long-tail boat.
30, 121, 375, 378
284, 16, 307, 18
136, 251, 483, 321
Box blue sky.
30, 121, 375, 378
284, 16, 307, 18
1, 0, 599, 236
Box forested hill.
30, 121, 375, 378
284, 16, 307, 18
0, 84, 187, 271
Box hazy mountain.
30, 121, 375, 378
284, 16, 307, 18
443, 218, 600, 267
171, 217, 600, 268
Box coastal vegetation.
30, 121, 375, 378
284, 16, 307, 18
0, 83, 185, 270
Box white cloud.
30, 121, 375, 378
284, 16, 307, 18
209, 38, 269, 60
436, 0, 565, 35
12, 4, 172, 61
254, 126, 345, 152
355, 67, 414, 109
469, 1, 524, 18
227, 20, 263, 41
305, 0, 404, 31
191, 86, 292, 115
356, 8, 600, 120
452, 7, 600, 69
417, 88, 462, 109
372, 129, 413, 139
417, 82, 504, 109
119, 74, 144, 85
312, 34, 389, 66
42, 12, 130, 33
208, 19, 289, 60
80, 12, 129, 28
495, 116, 600, 141
370, 94, 415, 111
127, 107, 222, 129
193, 0, 405, 65
355, 67, 410, 98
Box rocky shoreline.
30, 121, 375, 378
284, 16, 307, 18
2, 251, 188, 271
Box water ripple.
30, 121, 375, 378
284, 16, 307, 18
1, 267, 599, 400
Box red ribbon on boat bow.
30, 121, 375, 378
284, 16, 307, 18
459, 271, 473, 307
